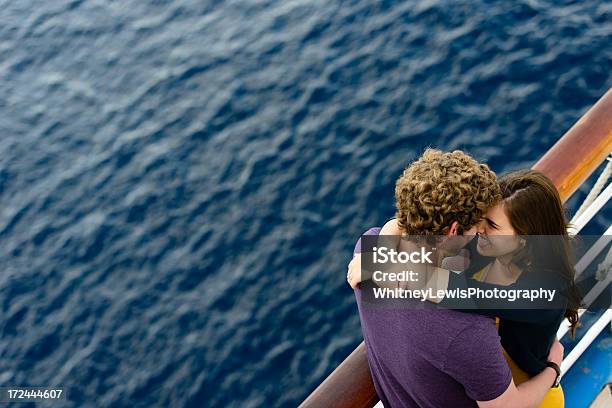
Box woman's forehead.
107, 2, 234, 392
487, 203, 511, 226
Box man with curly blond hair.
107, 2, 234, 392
394, 149, 500, 236
347, 149, 563, 408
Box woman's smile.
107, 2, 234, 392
477, 234, 492, 250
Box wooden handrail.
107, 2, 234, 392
299, 87, 612, 408
300, 342, 379, 408
533, 88, 612, 200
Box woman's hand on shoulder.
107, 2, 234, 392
347, 219, 405, 290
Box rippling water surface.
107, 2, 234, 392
0, 0, 611, 406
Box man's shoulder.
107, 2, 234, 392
356, 288, 497, 337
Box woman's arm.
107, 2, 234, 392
439, 271, 566, 323
350, 226, 564, 323
348, 219, 451, 301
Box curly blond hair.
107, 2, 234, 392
395, 149, 501, 235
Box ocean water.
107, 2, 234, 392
0, 0, 610, 407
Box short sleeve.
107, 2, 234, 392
353, 227, 382, 255
442, 321, 512, 401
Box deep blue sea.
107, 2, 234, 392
0, 0, 611, 407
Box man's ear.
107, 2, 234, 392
447, 221, 459, 236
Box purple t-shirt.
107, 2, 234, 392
354, 228, 512, 408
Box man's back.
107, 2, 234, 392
355, 287, 511, 408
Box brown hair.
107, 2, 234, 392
395, 149, 501, 235
499, 169, 581, 336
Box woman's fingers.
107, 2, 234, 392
347, 255, 361, 289
349, 273, 359, 289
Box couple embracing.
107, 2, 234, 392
347, 149, 581, 408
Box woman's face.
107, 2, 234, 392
476, 203, 523, 257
